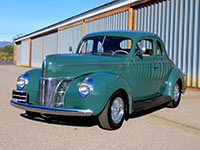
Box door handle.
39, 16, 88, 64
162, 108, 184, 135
154, 65, 158, 69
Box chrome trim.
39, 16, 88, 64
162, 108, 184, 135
13, 90, 27, 93
17, 73, 29, 90
174, 83, 180, 102
42, 56, 47, 75
54, 80, 71, 108
41, 77, 75, 80
10, 100, 93, 117
40, 77, 45, 106
12, 90, 28, 103
13, 99, 27, 102
39, 78, 62, 107
13, 94, 27, 98
58, 61, 171, 67
39, 77, 73, 107
111, 97, 124, 124
78, 77, 94, 98
131, 61, 170, 65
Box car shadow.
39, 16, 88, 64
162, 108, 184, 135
20, 103, 167, 128
128, 103, 167, 119
20, 113, 98, 128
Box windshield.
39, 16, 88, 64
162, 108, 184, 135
77, 36, 132, 55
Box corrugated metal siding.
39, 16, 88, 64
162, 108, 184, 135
16, 43, 21, 66
134, 0, 200, 88
31, 37, 43, 67
58, 24, 83, 53
85, 10, 129, 34
43, 32, 58, 57
21, 40, 30, 66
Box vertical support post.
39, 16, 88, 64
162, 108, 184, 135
132, 8, 135, 30
82, 20, 85, 37
128, 7, 135, 30
82, 20, 86, 53
29, 38, 32, 67
128, 7, 135, 48
14, 42, 17, 65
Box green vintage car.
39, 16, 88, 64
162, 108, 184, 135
11, 31, 186, 130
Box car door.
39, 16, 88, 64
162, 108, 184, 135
130, 37, 162, 101
154, 38, 172, 93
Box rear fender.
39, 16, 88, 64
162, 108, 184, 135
163, 67, 185, 99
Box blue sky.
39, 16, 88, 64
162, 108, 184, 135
0, 0, 112, 41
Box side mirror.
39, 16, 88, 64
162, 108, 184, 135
69, 46, 73, 53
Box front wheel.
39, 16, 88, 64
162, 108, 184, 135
167, 82, 181, 108
98, 92, 126, 130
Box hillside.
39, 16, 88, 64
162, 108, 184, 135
0, 41, 12, 47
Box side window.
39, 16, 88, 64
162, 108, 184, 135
84, 40, 94, 53
79, 39, 94, 53
156, 41, 162, 56
136, 39, 153, 56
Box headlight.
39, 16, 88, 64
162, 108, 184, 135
16, 73, 29, 90
78, 77, 94, 98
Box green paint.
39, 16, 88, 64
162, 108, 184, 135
23, 68, 41, 105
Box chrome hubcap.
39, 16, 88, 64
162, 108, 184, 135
111, 97, 124, 124
174, 84, 180, 102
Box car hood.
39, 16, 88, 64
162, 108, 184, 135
43, 54, 129, 78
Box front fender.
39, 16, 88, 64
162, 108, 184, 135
65, 72, 132, 116
22, 68, 41, 105
163, 67, 186, 99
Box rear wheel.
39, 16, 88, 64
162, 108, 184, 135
98, 92, 126, 130
167, 82, 181, 108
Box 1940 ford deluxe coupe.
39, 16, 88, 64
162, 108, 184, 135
11, 31, 186, 130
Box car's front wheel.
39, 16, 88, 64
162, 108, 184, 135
98, 92, 126, 130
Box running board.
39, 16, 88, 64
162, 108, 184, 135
132, 96, 171, 112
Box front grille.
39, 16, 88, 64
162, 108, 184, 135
54, 80, 71, 108
39, 78, 71, 108
12, 90, 29, 103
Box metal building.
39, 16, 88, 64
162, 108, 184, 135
14, 0, 200, 88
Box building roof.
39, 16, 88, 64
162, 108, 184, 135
14, 0, 140, 42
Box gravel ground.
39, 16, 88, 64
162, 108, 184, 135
0, 65, 200, 150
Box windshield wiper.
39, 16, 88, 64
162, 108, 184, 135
97, 36, 106, 55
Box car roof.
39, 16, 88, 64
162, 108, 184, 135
84, 30, 156, 40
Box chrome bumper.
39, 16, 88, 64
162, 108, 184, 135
10, 100, 93, 117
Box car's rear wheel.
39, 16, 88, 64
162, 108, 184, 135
167, 82, 181, 108
98, 92, 126, 130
